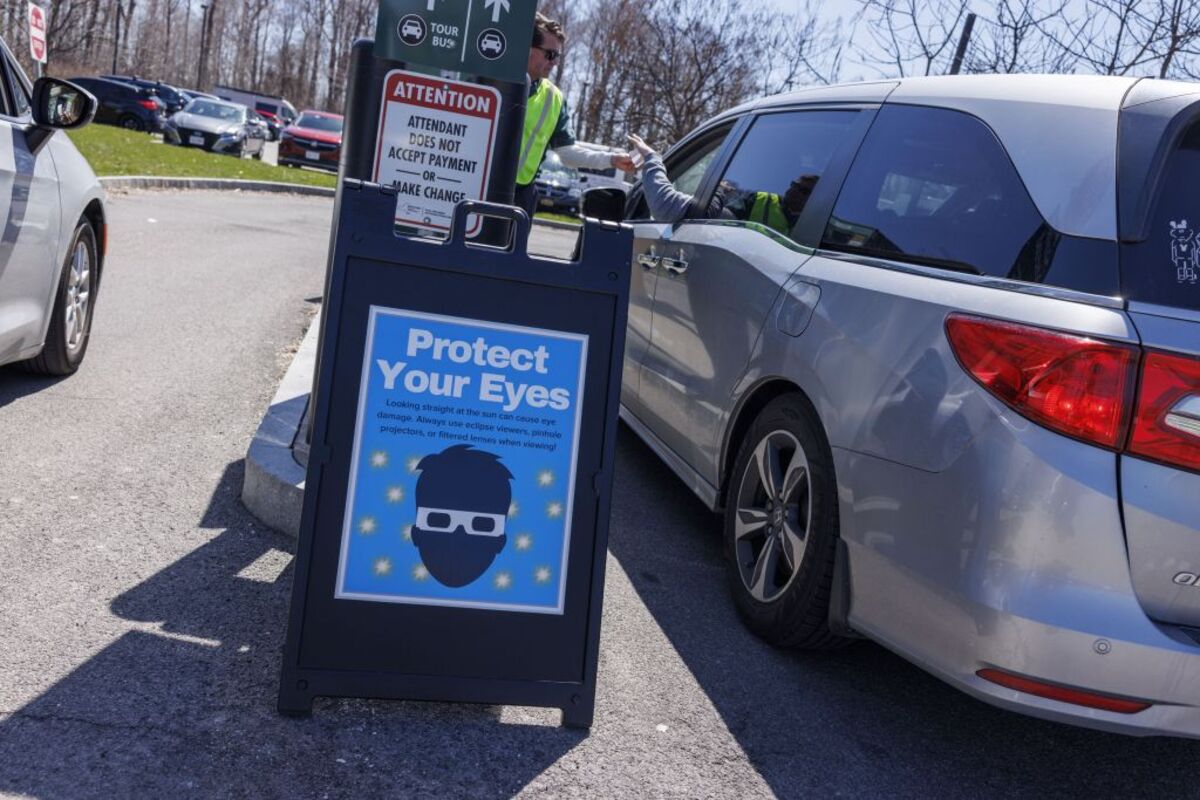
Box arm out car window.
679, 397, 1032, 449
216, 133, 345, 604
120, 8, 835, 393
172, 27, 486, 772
711, 110, 858, 245
1121, 122, 1200, 311
628, 123, 733, 221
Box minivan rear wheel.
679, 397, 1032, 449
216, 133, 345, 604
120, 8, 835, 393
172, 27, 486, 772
724, 394, 848, 650
119, 114, 143, 131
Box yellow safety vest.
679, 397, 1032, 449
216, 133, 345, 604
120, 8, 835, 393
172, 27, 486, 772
517, 80, 564, 185
748, 192, 790, 234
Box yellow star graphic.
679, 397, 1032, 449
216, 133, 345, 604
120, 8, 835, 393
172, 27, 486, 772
369, 450, 389, 468
494, 571, 512, 590
373, 557, 392, 576
515, 533, 533, 551
537, 469, 555, 488
386, 485, 405, 503
535, 566, 552, 584
406, 456, 422, 474
508, 501, 519, 518
358, 516, 378, 535
402, 524, 413, 542
412, 563, 429, 581
546, 501, 563, 519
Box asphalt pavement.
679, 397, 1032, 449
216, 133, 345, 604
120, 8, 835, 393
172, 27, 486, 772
0, 190, 1196, 798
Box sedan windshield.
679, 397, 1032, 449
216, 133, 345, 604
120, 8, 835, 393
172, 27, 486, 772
186, 101, 244, 122
295, 113, 343, 133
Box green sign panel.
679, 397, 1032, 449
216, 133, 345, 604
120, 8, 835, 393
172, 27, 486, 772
375, 0, 537, 85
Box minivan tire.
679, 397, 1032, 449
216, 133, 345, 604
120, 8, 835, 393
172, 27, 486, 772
724, 394, 849, 650
22, 222, 98, 376
119, 115, 143, 131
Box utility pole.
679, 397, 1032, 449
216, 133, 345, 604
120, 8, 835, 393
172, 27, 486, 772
111, 2, 121, 74
949, 12, 977, 75
578, 81, 590, 141
197, 2, 210, 88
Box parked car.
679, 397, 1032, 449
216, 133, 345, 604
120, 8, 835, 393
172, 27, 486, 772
162, 98, 266, 158
178, 88, 219, 103
100, 74, 189, 114
0, 43, 107, 375
66, 76, 166, 132
212, 85, 296, 140
598, 74, 1200, 738
534, 151, 581, 215
277, 109, 343, 172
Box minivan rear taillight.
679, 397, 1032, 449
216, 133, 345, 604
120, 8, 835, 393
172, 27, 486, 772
945, 314, 1140, 449
137, 99, 157, 111
1127, 351, 1200, 471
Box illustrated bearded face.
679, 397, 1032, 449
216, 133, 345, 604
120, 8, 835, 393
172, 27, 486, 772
410, 445, 512, 588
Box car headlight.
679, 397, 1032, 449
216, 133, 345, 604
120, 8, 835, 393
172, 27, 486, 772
568, 188, 581, 198
217, 130, 245, 142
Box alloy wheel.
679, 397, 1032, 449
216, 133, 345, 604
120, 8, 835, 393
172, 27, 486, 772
64, 239, 91, 354
733, 429, 813, 603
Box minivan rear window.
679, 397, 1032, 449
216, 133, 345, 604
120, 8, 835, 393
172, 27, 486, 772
1121, 123, 1200, 310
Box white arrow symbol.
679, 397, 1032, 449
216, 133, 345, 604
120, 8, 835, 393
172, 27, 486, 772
483, 0, 509, 23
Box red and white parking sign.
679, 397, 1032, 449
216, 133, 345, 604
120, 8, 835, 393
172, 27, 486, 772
28, 3, 46, 64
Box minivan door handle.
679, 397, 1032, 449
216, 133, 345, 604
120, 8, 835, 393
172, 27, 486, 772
637, 253, 661, 271
660, 256, 688, 275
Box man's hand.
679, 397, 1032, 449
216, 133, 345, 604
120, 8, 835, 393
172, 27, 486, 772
610, 152, 637, 172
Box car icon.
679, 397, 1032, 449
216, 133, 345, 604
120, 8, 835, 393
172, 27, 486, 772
480, 32, 503, 55
401, 20, 422, 38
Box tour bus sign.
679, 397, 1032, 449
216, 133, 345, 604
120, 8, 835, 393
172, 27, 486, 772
374, 0, 536, 84
373, 70, 501, 236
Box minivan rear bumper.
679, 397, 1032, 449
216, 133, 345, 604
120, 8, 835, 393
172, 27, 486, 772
836, 415, 1200, 738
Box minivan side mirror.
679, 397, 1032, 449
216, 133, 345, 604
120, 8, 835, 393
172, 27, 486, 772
582, 187, 627, 223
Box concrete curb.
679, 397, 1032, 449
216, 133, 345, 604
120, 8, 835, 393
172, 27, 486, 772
100, 176, 336, 197
98, 176, 583, 230
241, 310, 321, 536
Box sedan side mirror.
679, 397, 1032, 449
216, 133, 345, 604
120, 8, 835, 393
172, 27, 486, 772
27, 78, 96, 153
582, 187, 627, 223
32, 77, 96, 130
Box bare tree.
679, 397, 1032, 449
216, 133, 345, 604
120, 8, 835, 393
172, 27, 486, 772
856, 0, 970, 76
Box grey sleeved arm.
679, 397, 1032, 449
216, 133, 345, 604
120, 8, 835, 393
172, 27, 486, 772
642, 153, 696, 224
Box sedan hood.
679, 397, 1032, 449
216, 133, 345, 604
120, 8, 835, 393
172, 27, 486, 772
285, 126, 341, 145
172, 112, 239, 135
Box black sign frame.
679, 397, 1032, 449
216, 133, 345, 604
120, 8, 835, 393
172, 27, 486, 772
278, 184, 631, 728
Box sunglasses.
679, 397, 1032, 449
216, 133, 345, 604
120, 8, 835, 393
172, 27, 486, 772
534, 46, 561, 62
416, 506, 507, 537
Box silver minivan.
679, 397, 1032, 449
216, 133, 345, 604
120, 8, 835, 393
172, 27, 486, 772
610, 75, 1200, 738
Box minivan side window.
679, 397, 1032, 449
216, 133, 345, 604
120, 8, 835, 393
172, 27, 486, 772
824, 105, 1047, 278
710, 110, 858, 244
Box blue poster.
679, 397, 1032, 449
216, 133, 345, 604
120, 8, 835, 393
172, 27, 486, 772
335, 306, 588, 615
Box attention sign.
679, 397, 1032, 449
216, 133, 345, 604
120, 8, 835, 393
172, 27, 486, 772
27, 3, 46, 64
373, 70, 501, 236
336, 307, 587, 614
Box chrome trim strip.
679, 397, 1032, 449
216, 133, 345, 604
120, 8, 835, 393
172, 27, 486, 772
1127, 301, 1200, 323
816, 249, 1127, 310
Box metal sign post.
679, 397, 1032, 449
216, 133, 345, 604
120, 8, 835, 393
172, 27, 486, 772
278, 186, 631, 728
27, 2, 46, 74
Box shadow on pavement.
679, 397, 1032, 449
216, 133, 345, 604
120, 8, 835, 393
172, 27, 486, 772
0, 460, 580, 799
0, 365, 70, 407
606, 424, 1200, 798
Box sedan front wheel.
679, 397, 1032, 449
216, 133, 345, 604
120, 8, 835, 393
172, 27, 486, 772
22, 221, 99, 375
